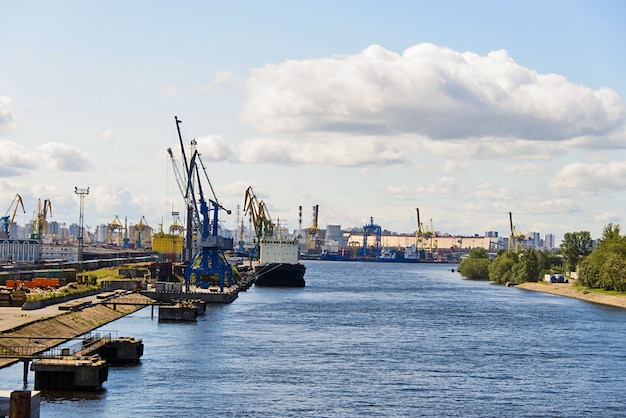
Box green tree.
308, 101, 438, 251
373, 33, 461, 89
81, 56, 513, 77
579, 224, 626, 291
458, 248, 490, 280
512, 249, 541, 282
488, 252, 516, 284
560, 231, 593, 272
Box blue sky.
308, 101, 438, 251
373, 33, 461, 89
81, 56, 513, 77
1, 0, 625, 242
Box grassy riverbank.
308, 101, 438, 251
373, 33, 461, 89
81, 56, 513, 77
516, 281, 626, 309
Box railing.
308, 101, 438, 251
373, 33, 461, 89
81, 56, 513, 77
0, 330, 117, 359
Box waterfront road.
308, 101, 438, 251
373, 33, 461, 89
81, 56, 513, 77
0, 294, 102, 333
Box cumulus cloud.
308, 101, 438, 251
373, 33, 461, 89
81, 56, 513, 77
235, 136, 410, 166
0, 140, 89, 174
242, 43, 625, 158
385, 185, 411, 200
595, 211, 620, 223
504, 163, 544, 176
549, 161, 626, 194
0, 140, 37, 175
38, 142, 89, 171
474, 182, 511, 200
195, 134, 233, 161
416, 176, 459, 194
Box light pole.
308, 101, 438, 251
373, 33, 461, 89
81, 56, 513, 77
75, 187, 89, 279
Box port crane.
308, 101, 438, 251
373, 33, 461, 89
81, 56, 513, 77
134, 216, 152, 248
305, 204, 322, 254
170, 116, 233, 291
107, 215, 124, 246
508, 212, 525, 252
30, 198, 52, 239
415, 208, 424, 252
1, 194, 25, 239
362, 217, 382, 257
415, 208, 438, 255
243, 186, 274, 259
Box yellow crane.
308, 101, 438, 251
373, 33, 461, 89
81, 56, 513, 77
169, 212, 185, 235
134, 216, 152, 248
30, 198, 52, 239
305, 204, 322, 253
107, 215, 124, 246
415, 208, 437, 255
243, 186, 274, 240
508, 212, 525, 252
1, 194, 25, 239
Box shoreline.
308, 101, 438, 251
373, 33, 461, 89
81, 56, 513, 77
516, 281, 626, 309
0, 292, 153, 369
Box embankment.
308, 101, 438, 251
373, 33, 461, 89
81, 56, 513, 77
0, 294, 151, 368
516, 282, 626, 309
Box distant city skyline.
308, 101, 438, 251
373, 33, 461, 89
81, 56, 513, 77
2, 1, 625, 244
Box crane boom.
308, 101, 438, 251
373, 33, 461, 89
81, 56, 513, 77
1, 194, 25, 239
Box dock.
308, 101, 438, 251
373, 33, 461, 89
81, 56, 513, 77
158, 299, 206, 321
142, 285, 239, 304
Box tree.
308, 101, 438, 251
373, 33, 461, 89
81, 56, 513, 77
488, 252, 516, 284
458, 248, 490, 280
560, 231, 593, 272
578, 224, 626, 291
512, 249, 541, 282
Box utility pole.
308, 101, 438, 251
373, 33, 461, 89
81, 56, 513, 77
75, 187, 89, 278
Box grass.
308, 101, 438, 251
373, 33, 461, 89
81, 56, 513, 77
26, 284, 99, 302
573, 282, 625, 296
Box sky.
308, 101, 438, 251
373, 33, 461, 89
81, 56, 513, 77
1, 0, 625, 243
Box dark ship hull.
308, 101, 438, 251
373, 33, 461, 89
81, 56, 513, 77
254, 263, 306, 287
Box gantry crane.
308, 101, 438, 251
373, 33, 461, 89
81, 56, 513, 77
362, 217, 382, 257
305, 204, 322, 254
170, 116, 233, 291
415, 208, 438, 255
508, 212, 525, 252
108, 215, 124, 246
243, 186, 274, 259
415, 208, 424, 252
30, 198, 52, 239
169, 211, 185, 235
1, 194, 25, 239
134, 216, 152, 248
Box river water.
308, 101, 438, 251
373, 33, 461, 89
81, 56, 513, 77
2, 261, 626, 417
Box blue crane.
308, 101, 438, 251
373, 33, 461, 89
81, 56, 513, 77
1, 194, 25, 239
362, 217, 382, 257
170, 117, 233, 292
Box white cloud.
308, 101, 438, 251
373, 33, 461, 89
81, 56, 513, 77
416, 176, 459, 194
100, 130, 115, 142
194, 135, 233, 161
0, 140, 37, 175
235, 136, 410, 166
504, 163, 544, 176
595, 211, 620, 223
242, 43, 626, 161
549, 161, 626, 194
0, 97, 14, 134
474, 182, 511, 200
385, 185, 411, 200
38, 142, 89, 171
0, 141, 89, 174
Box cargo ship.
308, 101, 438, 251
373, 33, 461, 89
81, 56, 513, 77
244, 186, 306, 287
253, 237, 306, 287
